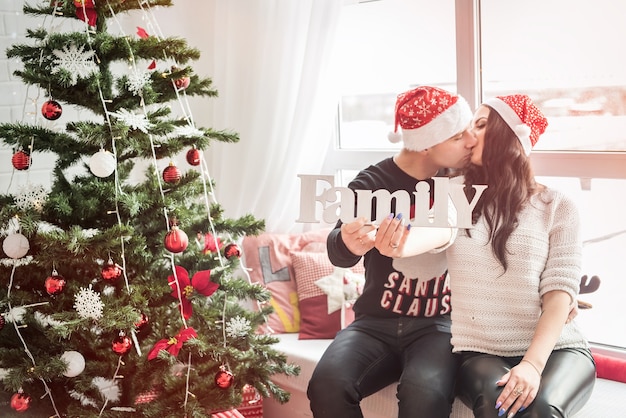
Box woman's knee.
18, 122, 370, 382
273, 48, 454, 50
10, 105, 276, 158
519, 400, 564, 418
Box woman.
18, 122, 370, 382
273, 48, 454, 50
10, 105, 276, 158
377, 94, 596, 418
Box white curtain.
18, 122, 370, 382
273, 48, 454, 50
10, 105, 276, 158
202, 0, 343, 233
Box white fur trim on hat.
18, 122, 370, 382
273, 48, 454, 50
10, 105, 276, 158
483, 97, 532, 156
399, 96, 473, 152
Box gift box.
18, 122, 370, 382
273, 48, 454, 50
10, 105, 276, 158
210, 385, 262, 418
238, 384, 263, 418
237, 404, 263, 418
211, 409, 245, 418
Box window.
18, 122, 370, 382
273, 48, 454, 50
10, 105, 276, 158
481, 0, 626, 153
328, 0, 626, 351
537, 176, 626, 349
334, 0, 456, 151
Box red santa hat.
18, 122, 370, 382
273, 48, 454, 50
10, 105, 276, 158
388, 86, 472, 152
482, 94, 548, 155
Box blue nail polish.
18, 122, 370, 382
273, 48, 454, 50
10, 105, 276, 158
495, 401, 502, 409
406, 224, 411, 231
387, 213, 394, 219
498, 408, 506, 417
395, 213, 403, 220
519, 406, 525, 412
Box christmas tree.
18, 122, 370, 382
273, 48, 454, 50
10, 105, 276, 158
0, 1, 298, 416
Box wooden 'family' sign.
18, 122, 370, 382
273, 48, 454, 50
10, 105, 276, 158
297, 175, 487, 228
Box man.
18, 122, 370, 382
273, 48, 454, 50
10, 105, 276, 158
307, 86, 476, 418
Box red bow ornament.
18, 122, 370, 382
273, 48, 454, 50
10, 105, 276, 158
169, 265, 219, 319
200, 232, 223, 254
136, 27, 157, 69
136, 27, 150, 39
147, 327, 197, 360
74, 0, 97, 27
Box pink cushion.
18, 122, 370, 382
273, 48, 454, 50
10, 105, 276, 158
242, 230, 329, 334
593, 352, 626, 383
290, 250, 364, 340
298, 296, 355, 340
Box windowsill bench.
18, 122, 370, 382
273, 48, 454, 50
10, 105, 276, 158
264, 333, 625, 418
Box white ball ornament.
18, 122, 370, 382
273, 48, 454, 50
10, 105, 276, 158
2, 233, 30, 259
61, 350, 86, 377
89, 149, 116, 178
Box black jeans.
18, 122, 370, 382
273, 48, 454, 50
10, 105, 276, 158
307, 315, 459, 418
457, 348, 596, 418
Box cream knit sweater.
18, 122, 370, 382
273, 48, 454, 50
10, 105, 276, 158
447, 188, 589, 356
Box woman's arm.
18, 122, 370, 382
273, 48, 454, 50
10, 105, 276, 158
494, 290, 572, 416
523, 289, 573, 373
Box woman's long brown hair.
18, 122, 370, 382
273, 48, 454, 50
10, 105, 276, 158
464, 106, 538, 271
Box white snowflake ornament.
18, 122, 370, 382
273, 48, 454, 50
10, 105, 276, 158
226, 316, 251, 338
51, 43, 99, 86
108, 108, 152, 133
74, 285, 104, 320
92, 377, 121, 402
14, 182, 48, 211
126, 68, 152, 96
169, 125, 204, 139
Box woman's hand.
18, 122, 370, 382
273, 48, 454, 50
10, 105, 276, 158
494, 360, 541, 417
375, 213, 410, 257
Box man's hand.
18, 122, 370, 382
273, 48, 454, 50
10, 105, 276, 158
340, 217, 377, 256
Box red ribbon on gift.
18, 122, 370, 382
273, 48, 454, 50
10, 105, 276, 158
147, 327, 198, 360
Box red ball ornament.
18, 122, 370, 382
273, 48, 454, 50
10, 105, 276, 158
112, 332, 132, 355
134, 312, 149, 332
41, 100, 63, 121
186, 147, 201, 166
215, 366, 234, 389
12, 150, 31, 170
224, 243, 241, 260
164, 225, 189, 253
162, 162, 181, 184
10, 393, 31, 413
101, 259, 122, 281
45, 270, 66, 296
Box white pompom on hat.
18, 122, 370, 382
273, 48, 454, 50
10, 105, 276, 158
388, 86, 473, 152
482, 94, 548, 156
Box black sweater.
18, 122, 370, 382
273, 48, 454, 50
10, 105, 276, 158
327, 157, 451, 319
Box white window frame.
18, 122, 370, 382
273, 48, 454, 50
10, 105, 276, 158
455, 0, 625, 181
326, 0, 626, 357
326, 0, 626, 180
